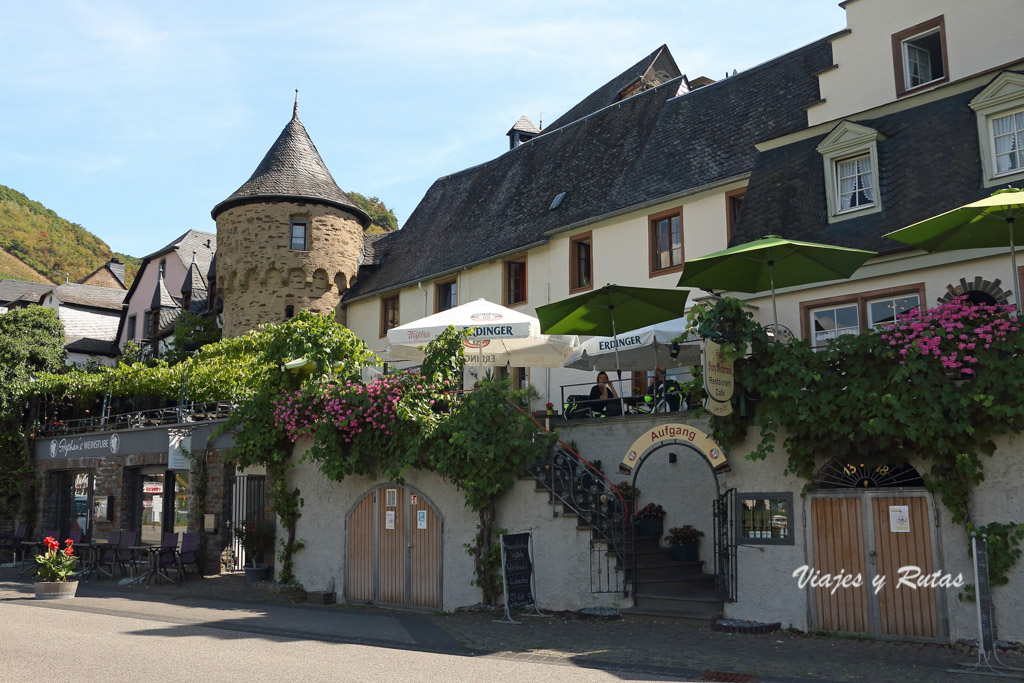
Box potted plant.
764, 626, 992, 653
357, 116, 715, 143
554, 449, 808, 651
234, 517, 276, 584
613, 482, 641, 518
635, 502, 666, 537
34, 536, 79, 599
665, 525, 704, 562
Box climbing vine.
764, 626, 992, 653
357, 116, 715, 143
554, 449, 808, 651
694, 296, 1024, 587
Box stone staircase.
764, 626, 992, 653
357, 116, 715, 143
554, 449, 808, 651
525, 444, 724, 622
621, 534, 724, 624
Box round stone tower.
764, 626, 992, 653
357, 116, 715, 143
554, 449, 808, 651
211, 97, 370, 337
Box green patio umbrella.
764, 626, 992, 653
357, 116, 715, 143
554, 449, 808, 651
536, 284, 690, 415
675, 235, 876, 331
884, 188, 1024, 314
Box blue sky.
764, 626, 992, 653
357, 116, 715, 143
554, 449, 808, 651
2, 1, 842, 257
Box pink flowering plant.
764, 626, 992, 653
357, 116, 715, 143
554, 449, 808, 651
878, 295, 1018, 374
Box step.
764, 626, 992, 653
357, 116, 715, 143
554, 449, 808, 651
619, 607, 720, 627
625, 560, 706, 579
633, 592, 724, 619
635, 575, 718, 596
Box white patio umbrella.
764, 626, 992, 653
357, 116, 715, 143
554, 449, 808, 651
385, 299, 579, 378
563, 317, 702, 372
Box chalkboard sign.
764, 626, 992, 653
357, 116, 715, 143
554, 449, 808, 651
501, 533, 534, 608
974, 535, 995, 653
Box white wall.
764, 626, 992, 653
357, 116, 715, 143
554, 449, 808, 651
287, 440, 623, 612
346, 185, 741, 408
811, 0, 1024, 126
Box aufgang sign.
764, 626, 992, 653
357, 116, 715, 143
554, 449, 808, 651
45, 434, 121, 459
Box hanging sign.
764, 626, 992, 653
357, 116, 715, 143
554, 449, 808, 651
168, 431, 191, 471
704, 396, 733, 416
702, 339, 735, 402
888, 505, 910, 533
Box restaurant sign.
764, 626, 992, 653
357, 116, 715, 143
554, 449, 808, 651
44, 433, 121, 460
702, 339, 735, 402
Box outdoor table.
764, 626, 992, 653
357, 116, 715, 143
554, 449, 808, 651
73, 541, 105, 582
128, 545, 178, 587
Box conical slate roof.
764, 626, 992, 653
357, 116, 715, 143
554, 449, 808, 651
211, 100, 370, 226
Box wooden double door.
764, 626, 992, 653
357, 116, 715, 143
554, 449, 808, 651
346, 485, 442, 609
809, 492, 942, 639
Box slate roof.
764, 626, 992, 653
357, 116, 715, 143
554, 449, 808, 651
508, 115, 541, 136
78, 259, 126, 289
65, 336, 119, 356
51, 283, 127, 311
349, 39, 832, 300
732, 80, 1006, 254
0, 279, 52, 306
542, 45, 681, 134
211, 103, 370, 226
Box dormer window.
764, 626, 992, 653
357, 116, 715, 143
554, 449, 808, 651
969, 72, 1024, 188
290, 218, 309, 251
892, 17, 948, 97
816, 121, 885, 223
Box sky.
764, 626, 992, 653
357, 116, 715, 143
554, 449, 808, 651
1, 1, 843, 258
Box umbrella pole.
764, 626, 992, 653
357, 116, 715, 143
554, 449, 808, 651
1010, 218, 1021, 317
769, 261, 780, 331
610, 312, 627, 416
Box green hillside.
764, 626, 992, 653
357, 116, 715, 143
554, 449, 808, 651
348, 191, 399, 234
0, 185, 139, 286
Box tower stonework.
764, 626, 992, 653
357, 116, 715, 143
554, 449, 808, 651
212, 100, 370, 337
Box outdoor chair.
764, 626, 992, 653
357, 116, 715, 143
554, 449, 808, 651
0, 522, 27, 564
562, 395, 594, 420
91, 530, 121, 581
177, 532, 203, 581
156, 532, 180, 584
115, 530, 138, 578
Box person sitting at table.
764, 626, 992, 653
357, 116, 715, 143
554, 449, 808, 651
647, 366, 682, 410
589, 372, 621, 415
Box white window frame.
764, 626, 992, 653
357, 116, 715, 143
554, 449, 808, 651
801, 286, 924, 350
816, 121, 884, 223
902, 30, 941, 90
809, 303, 860, 349
970, 72, 1024, 188
290, 218, 309, 251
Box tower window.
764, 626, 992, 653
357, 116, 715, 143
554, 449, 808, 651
290, 219, 309, 251
285, 304, 295, 319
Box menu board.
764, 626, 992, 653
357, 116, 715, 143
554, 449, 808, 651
501, 533, 534, 608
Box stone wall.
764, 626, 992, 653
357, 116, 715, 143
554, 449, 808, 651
215, 200, 364, 337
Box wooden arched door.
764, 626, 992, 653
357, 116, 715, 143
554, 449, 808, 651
345, 484, 442, 609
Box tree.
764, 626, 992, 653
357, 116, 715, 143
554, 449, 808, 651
0, 307, 65, 516
347, 191, 399, 234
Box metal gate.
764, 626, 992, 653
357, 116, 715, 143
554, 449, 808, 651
229, 474, 266, 570
713, 487, 737, 602
345, 485, 443, 609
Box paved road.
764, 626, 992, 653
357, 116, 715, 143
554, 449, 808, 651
2, 572, 1017, 682
0, 596, 661, 682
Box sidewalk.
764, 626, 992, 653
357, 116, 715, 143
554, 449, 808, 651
1, 564, 1016, 682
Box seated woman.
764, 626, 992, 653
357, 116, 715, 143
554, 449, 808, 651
589, 371, 621, 415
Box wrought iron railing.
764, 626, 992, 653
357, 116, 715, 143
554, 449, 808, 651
514, 406, 634, 595
34, 401, 234, 438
